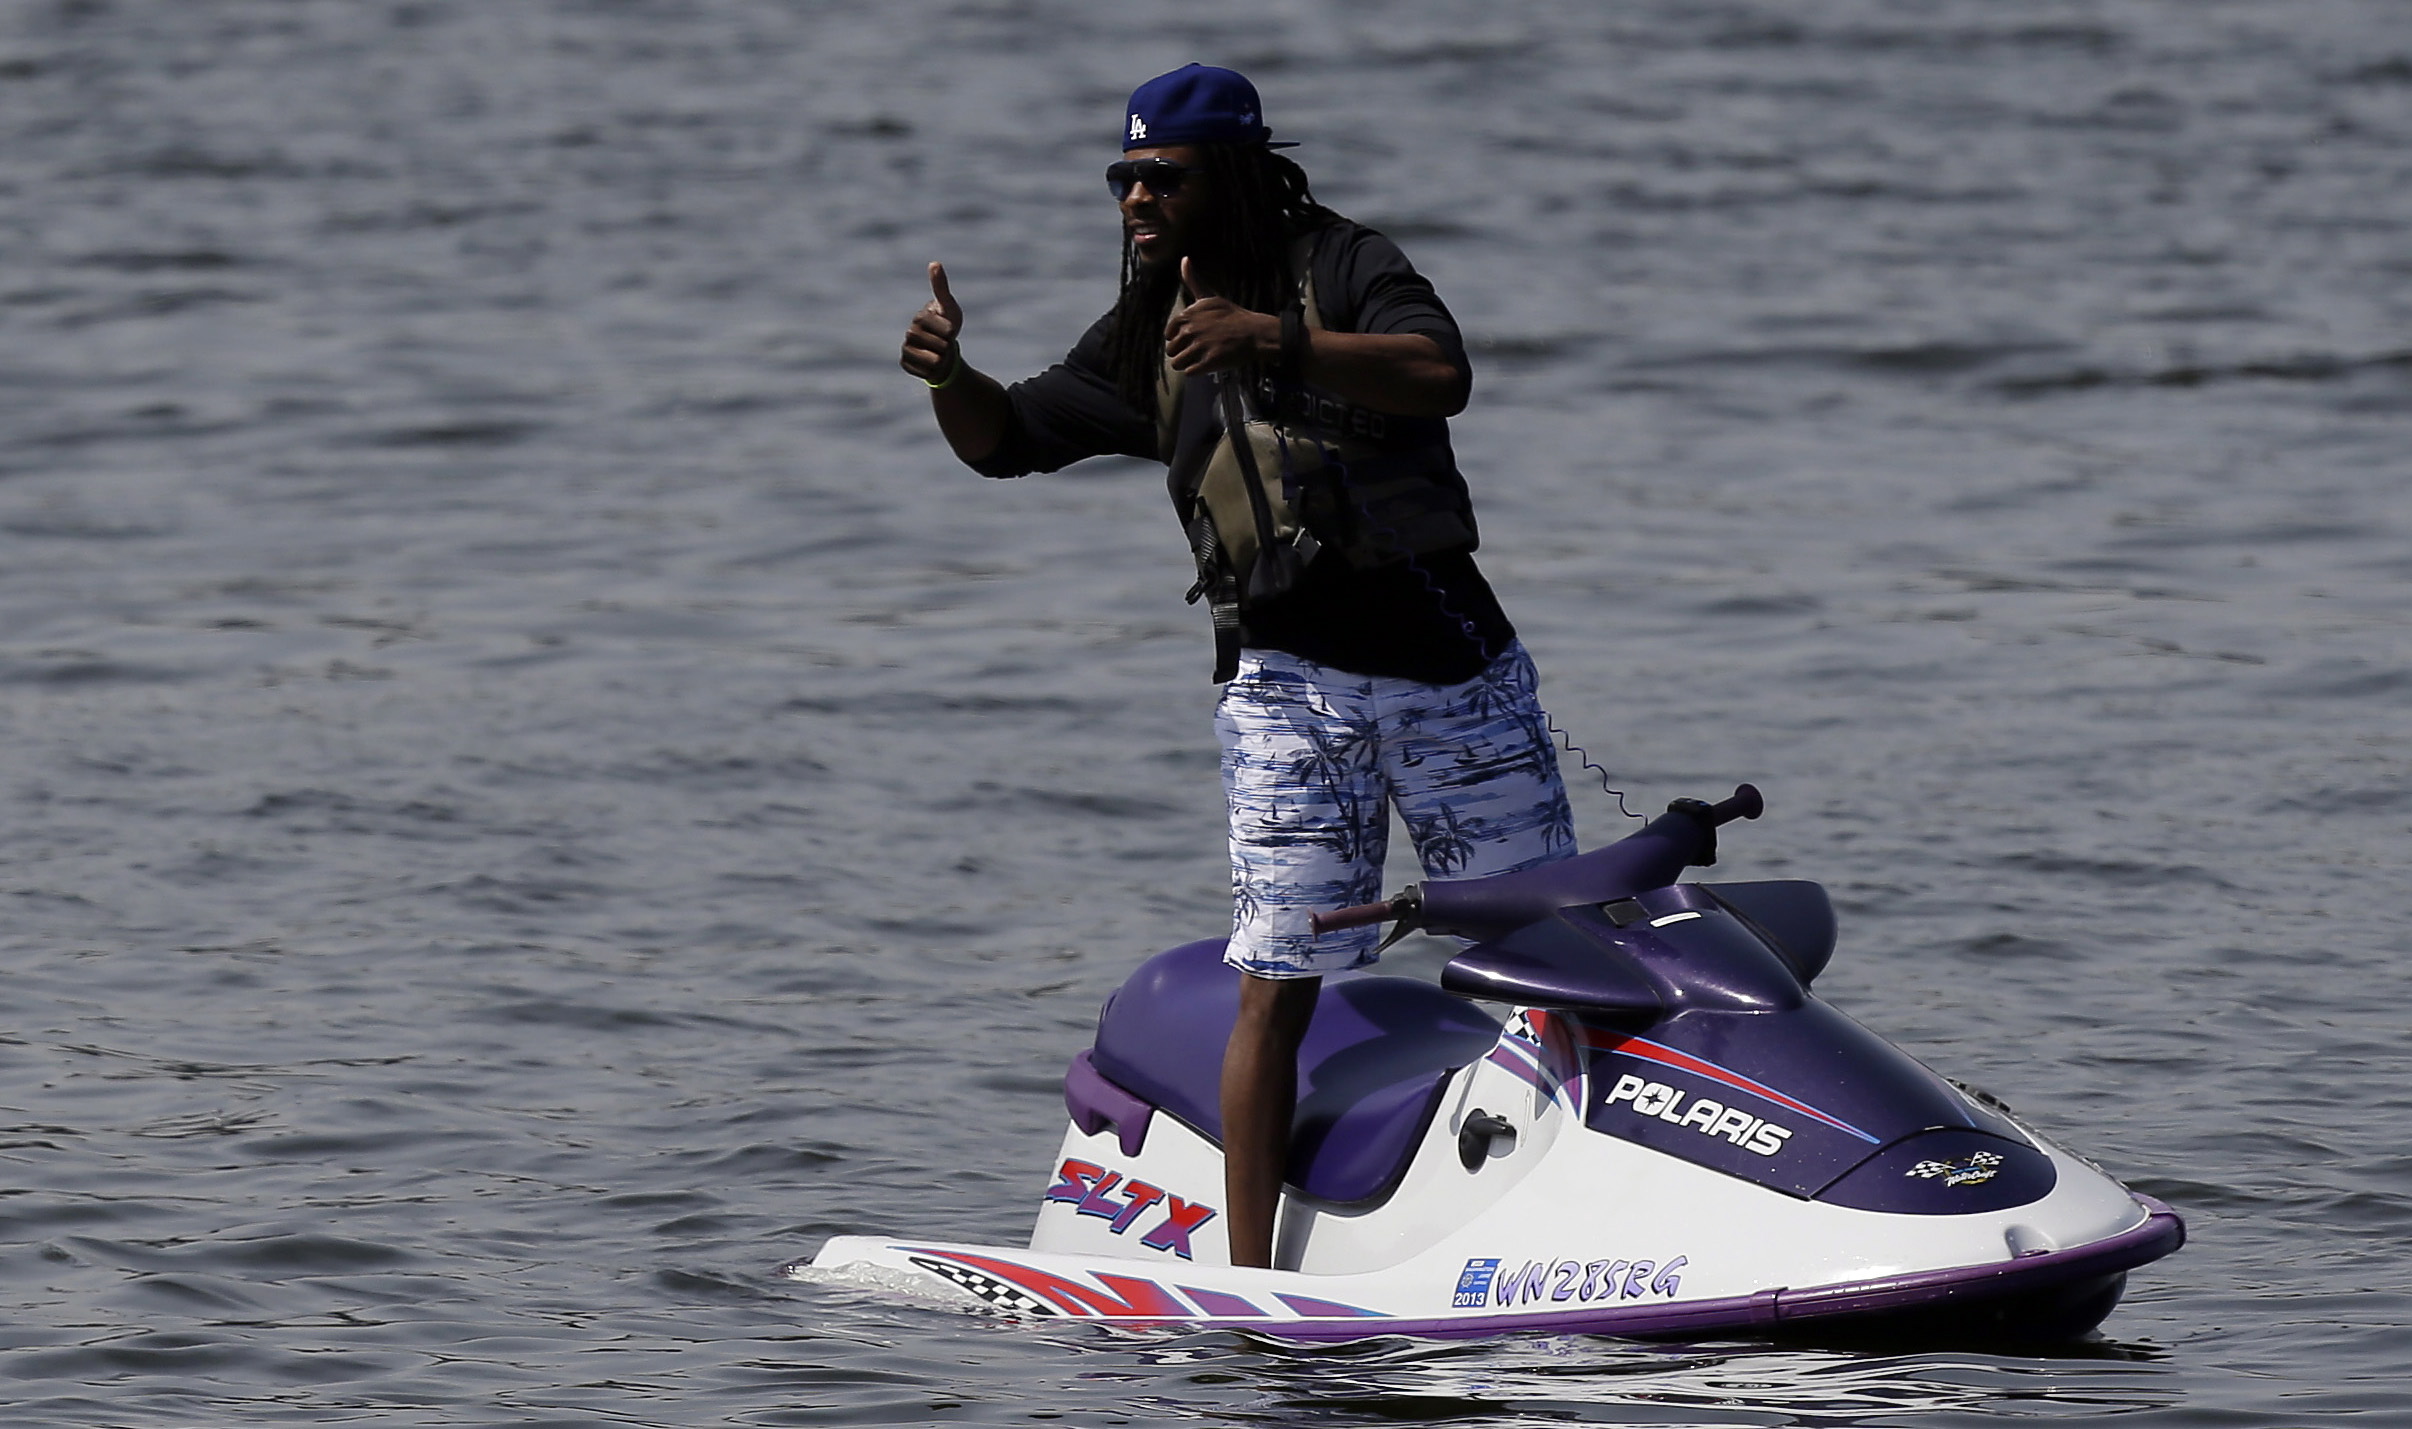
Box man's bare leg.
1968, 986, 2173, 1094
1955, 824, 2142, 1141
1220, 972, 1321, 1269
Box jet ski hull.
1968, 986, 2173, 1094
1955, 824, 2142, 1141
800, 1042, 2182, 1346
800, 1197, 2180, 1342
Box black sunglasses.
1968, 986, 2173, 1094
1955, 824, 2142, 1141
1106, 157, 1203, 200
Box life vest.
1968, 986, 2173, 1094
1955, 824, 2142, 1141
1161, 226, 1478, 680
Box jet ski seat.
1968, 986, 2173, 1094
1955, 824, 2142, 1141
1077, 939, 1504, 1206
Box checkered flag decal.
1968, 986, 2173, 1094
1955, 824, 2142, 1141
1906, 1151, 2004, 1184
909, 1256, 1057, 1316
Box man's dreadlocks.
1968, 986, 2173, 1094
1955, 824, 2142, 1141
1106, 145, 1338, 419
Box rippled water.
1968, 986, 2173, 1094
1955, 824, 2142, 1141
3, 1, 2407, 1423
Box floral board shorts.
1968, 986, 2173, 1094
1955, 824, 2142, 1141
1216, 641, 1577, 978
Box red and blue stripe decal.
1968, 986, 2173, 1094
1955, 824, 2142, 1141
1484, 1038, 1553, 1090
1585, 1031, 1880, 1144
901, 1247, 1382, 1322
1483, 1011, 1585, 1102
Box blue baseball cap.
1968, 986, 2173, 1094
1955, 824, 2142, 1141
1122, 64, 1299, 151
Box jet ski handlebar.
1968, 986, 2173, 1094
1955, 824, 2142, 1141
1309, 784, 1763, 938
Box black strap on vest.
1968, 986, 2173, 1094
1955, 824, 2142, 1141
1180, 505, 1244, 683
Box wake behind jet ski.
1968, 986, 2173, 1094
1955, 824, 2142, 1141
797, 787, 2182, 1343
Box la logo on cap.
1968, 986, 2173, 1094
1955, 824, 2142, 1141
1128, 114, 1148, 141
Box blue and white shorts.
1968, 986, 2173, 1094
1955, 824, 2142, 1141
1216, 641, 1577, 978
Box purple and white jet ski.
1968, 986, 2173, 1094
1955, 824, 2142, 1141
797, 787, 2183, 1342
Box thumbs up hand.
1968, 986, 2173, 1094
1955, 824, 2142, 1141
901, 261, 966, 382
1163, 257, 1278, 376
1179, 256, 1213, 304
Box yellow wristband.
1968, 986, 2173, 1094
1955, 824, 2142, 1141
925, 348, 963, 391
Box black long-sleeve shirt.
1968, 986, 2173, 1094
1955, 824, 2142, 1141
968, 221, 1515, 685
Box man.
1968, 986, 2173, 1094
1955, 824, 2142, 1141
899, 64, 1573, 1269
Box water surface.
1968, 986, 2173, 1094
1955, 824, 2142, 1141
3, 1, 2407, 1423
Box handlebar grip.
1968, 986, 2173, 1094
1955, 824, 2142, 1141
1667, 783, 1764, 830
1309, 900, 1395, 935
1707, 783, 1763, 826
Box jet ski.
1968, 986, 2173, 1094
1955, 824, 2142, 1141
796, 786, 2183, 1343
